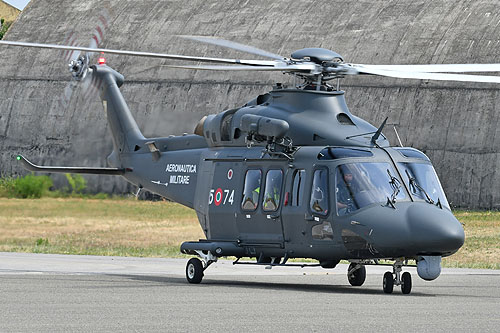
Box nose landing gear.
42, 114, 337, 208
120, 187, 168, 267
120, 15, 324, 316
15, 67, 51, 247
383, 259, 412, 294
185, 250, 217, 284
347, 262, 366, 286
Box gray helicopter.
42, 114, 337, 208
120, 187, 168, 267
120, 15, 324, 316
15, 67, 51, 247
3, 35, 499, 294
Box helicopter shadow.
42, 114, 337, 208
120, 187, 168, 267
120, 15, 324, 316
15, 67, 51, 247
110, 273, 433, 297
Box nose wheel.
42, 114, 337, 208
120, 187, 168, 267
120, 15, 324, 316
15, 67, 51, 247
347, 263, 366, 286
401, 272, 412, 294
383, 271, 394, 293
383, 259, 412, 294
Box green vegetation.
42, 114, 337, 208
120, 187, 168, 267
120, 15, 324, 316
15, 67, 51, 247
0, 18, 12, 40
0, 173, 498, 268
0, 174, 110, 199
443, 210, 500, 270
0, 198, 202, 258
65, 174, 87, 194
0, 198, 498, 269
0, 174, 53, 198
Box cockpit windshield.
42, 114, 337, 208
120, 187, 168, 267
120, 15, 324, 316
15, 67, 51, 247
336, 162, 406, 216
397, 162, 450, 210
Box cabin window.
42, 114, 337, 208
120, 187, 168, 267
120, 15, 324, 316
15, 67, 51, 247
291, 169, 306, 206
310, 169, 329, 216
262, 169, 283, 212
241, 170, 262, 211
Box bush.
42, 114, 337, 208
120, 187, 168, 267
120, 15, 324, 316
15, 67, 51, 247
0, 174, 53, 198
65, 173, 87, 194
0, 177, 15, 197
0, 173, 114, 199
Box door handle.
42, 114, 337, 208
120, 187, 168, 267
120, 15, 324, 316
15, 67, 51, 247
304, 214, 314, 221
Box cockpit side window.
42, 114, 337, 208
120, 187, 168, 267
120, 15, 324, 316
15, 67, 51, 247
397, 162, 450, 209
241, 170, 262, 211
262, 169, 283, 212
310, 169, 329, 216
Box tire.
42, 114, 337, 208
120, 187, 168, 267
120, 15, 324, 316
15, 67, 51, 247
383, 271, 394, 294
348, 263, 366, 286
401, 272, 412, 294
186, 258, 204, 284
257, 256, 272, 264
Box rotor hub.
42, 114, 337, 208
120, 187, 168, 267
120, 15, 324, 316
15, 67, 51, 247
68, 54, 90, 81
291, 48, 343, 64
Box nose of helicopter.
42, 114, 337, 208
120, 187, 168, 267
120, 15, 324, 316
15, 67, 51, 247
406, 203, 465, 255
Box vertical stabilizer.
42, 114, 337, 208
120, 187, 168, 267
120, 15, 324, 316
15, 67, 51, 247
92, 65, 145, 155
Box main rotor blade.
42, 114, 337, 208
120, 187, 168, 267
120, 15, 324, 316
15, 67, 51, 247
179, 35, 285, 60
353, 63, 500, 73
354, 66, 500, 83
161, 63, 315, 72
0, 40, 277, 66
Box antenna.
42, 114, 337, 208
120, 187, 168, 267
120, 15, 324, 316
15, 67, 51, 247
371, 117, 388, 144
392, 124, 403, 147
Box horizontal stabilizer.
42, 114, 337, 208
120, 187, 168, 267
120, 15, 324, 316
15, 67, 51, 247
16, 155, 129, 175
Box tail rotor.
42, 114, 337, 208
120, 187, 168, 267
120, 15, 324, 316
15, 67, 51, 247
58, 9, 110, 108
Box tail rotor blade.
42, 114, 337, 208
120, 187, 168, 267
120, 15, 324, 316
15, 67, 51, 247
88, 9, 110, 53
81, 71, 103, 101
61, 31, 81, 62
57, 8, 110, 108
58, 80, 78, 109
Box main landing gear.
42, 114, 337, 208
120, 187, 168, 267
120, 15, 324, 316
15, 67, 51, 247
383, 259, 412, 294
185, 250, 217, 284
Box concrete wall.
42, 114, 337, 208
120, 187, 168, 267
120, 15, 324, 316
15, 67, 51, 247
0, 0, 499, 208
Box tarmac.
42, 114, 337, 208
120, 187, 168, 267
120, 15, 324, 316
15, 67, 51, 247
1, 252, 499, 332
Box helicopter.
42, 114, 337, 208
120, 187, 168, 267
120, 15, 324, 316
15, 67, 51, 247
3, 34, 499, 295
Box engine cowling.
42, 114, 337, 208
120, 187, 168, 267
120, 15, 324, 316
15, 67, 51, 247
240, 114, 289, 140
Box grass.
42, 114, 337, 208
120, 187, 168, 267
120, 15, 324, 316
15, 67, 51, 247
0, 198, 498, 269
442, 210, 500, 269
0, 198, 203, 257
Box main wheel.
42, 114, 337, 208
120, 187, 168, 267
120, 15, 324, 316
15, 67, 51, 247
401, 272, 412, 294
347, 263, 366, 286
383, 271, 394, 294
186, 258, 204, 284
